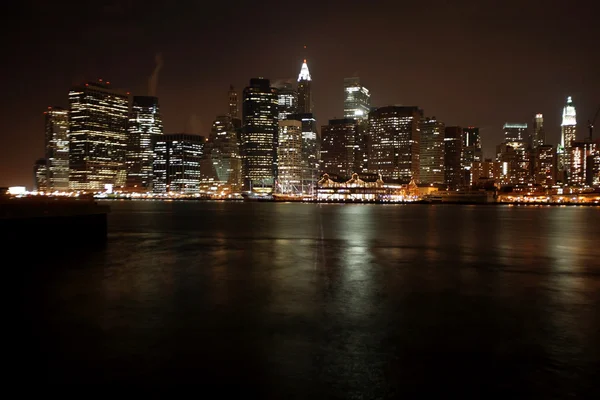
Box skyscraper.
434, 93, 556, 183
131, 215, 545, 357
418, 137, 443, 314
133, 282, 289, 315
532, 113, 545, 148
419, 117, 445, 184
504, 123, 528, 142
368, 106, 422, 181
34, 158, 48, 191
242, 78, 279, 192
500, 123, 529, 185
320, 118, 357, 179
277, 120, 303, 193
68, 81, 129, 191
463, 126, 482, 186
44, 106, 69, 191
273, 81, 297, 120
126, 96, 163, 191
558, 96, 577, 184
152, 133, 205, 194
343, 77, 371, 121
297, 59, 312, 114
444, 126, 464, 188
209, 115, 242, 188
228, 85, 239, 119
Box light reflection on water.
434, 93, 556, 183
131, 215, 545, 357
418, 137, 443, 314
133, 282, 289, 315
21, 201, 600, 396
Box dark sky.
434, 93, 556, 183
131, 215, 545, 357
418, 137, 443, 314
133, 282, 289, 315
2, 0, 599, 187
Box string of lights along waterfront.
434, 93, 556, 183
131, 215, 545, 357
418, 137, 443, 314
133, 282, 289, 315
21, 55, 600, 204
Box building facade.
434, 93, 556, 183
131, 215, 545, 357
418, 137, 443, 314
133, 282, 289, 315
419, 117, 445, 184
368, 106, 422, 181
534, 144, 555, 187
241, 78, 279, 192
126, 96, 163, 191
153, 133, 205, 193
277, 120, 303, 193
44, 106, 70, 191
558, 96, 577, 184
532, 113, 545, 149
68, 81, 129, 191
273, 81, 297, 120
320, 118, 357, 179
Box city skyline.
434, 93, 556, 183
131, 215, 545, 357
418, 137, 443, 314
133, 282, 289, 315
2, 0, 599, 187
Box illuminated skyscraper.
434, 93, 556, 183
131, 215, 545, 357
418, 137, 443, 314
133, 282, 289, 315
273, 80, 297, 120
242, 78, 279, 192
534, 144, 555, 186
343, 77, 371, 121
500, 123, 530, 185
277, 120, 303, 193
152, 133, 205, 194
462, 126, 482, 185
297, 59, 312, 114
419, 117, 445, 184
320, 118, 357, 179
368, 106, 422, 181
532, 113, 545, 148
68, 81, 129, 191
44, 106, 69, 191
558, 96, 577, 184
126, 96, 163, 191
287, 112, 320, 193
228, 85, 238, 118
209, 115, 242, 188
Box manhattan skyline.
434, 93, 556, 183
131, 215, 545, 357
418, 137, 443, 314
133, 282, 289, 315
1, 0, 599, 187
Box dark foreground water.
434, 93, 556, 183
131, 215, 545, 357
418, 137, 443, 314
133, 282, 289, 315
19, 201, 600, 394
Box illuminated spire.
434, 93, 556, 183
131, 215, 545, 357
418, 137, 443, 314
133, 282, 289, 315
561, 96, 576, 126
298, 59, 311, 82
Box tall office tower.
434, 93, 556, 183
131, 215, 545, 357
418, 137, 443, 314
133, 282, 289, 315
277, 120, 303, 193
343, 77, 371, 121
44, 106, 69, 191
228, 85, 239, 119
501, 123, 530, 185
444, 126, 464, 188
419, 117, 445, 184
34, 158, 48, 191
462, 126, 482, 186
320, 118, 357, 179
368, 106, 422, 181
567, 141, 587, 186
68, 81, 129, 191
152, 133, 205, 194
532, 113, 545, 149
241, 78, 279, 192
126, 96, 163, 191
273, 80, 297, 120
209, 115, 242, 188
558, 96, 577, 184
297, 59, 312, 113
588, 139, 600, 186
534, 144, 555, 186
287, 112, 319, 192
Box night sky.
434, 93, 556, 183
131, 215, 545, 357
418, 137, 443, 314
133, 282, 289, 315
2, 0, 598, 187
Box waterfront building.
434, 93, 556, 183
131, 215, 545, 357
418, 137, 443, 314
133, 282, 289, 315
152, 133, 206, 194
368, 106, 422, 181
320, 118, 357, 179
419, 117, 445, 184
68, 80, 129, 191
277, 120, 303, 193
444, 126, 463, 188
126, 96, 163, 192
241, 78, 279, 192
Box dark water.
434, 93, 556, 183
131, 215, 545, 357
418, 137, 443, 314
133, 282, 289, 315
20, 201, 600, 394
